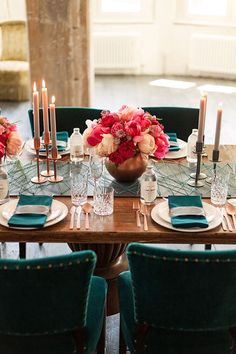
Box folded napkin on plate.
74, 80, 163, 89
40, 131, 69, 152
8, 195, 53, 228
167, 132, 180, 151
168, 195, 208, 228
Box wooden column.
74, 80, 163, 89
26, 0, 91, 106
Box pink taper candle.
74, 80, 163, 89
42, 79, 50, 144
202, 93, 207, 137
49, 96, 58, 158
197, 93, 207, 143
33, 82, 40, 149
213, 103, 223, 151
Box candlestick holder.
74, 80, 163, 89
189, 140, 207, 180
31, 138, 47, 184
187, 142, 205, 188
40, 143, 54, 177
48, 147, 63, 183
206, 149, 221, 184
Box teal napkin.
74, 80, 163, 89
40, 131, 68, 152
8, 195, 53, 228
168, 195, 208, 228
167, 132, 180, 151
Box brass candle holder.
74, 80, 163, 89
48, 147, 63, 183
31, 137, 47, 184
187, 142, 205, 188
40, 132, 54, 177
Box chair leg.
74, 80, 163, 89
205, 244, 212, 250
19, 242, 26, 259
97, 309, 107, 354
119, 323, 126, 354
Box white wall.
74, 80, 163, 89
93, 0, 236, 78
0, 0, 26, 21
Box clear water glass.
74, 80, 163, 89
89, 155, 104, 191
94, 186, 114, 216
211, 174, 229, 207
70, 163, 89, 206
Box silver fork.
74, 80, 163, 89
133, 201, 141, 227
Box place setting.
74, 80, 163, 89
163, 132, 187, 160
150, 195, 222, 233
0, 195, 68, 230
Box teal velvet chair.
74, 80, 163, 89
28, 106, 103, 136
141, 107, 199, 141
0, 250, 107, 354
118, 243, 236, 354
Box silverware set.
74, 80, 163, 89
220, 203, 236, 232
133, 201, 148, 231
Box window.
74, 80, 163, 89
175, 0, 236, 26
93, 0, 154, 23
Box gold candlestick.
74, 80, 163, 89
48, 147, 63, 183
31, 138, 47, 184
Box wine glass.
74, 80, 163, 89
89, 154, 104, 194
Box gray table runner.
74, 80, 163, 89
6, 159, 236, 198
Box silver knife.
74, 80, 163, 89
76, 206, 82, 230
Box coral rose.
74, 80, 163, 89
100, 111, 119, 127
138, 134, 156, 154
118, 141, 136, 160
96, 134, 119, 156
153, 134, 169, 159
118, 105, 144, 121
6, 131, 23, 157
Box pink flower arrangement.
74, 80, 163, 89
0, 116, 23, 160
83, 105, 169, 165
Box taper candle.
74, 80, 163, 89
49, 96, 57, 155
197, 93, 206, 143
33, 82, 40, 147
41, 79, 50, 144
213, 103, 223, 151
202, 93, 207, 137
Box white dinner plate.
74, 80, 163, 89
25, 138, 70, 156
151, 201, 222, 232
0, 199, 68, 230
156, 200, 216, 224
2, 201, 61, 223
164, 139, 187, 160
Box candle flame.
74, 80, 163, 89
218, 102, 223, 109
42, 79, 46, 88
51, 96, 55, 104
33, 82, 37, 92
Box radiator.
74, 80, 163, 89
93, 32, 140, 70
189, 34, 236, 74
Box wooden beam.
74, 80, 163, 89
26, 0, 91, 106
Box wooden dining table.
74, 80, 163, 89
1, 144, 236, 315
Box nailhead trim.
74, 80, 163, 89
129, 251, 236, 263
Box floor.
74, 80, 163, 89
1, 74, 236, 353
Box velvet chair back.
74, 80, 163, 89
0, 250, 96, 335
127, 243, 236, 331
28, 106, 103, 136
142, 106, 199, 141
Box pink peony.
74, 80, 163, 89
96, 134, 119, 156
109, 151, 125, 165
124, 120, 141, 137
0, 142, 5, 159
118, 140, 136, 160
138, 134, 156, 154
100, 111, 119, 127
153, 134, 169, 159
111, 122, 126, 138
86, 125, 110, 147
118, 105, 144, 121
149, 123, 164, 138
6, 131, 23, 157
83, 126, 93, 148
